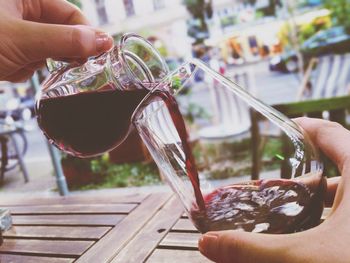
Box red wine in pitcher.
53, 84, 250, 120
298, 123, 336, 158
37, 84, 148, 157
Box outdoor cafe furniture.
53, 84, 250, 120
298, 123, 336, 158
0, 192, 207, 263
0, 124, 29, 184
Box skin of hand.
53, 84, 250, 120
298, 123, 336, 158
0, 0, 113, 82
198, 117, 350, 263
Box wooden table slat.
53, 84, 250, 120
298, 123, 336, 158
111, 197, 184, 263
159, 232, 201, 249
0, 192, 333, 263
0, 254, 74, 263
4, 226, 111, 240
146, 249, 211, 263
6, 204, 137, 215
172, 218, 198, 232
0, 193, 147, 206
12, 214, 124, 226
0, 239, 93, 257
76, 192, 172, 263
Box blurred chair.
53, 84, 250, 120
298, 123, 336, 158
297, 53, 350, 100
251, 53, 350, 180
198, 70, 251, 140
0, 97, 30, 184
0, 127, 29, 183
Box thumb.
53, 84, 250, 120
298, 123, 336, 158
198, 230, 296, 263
17, 21, 113, 61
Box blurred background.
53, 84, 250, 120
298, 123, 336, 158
0, 0, 349, 195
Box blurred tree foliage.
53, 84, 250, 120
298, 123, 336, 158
278, 15, 331, 48
298, 16, 331, 42
323, 0, 350, 33
183, 0, 213, 43
67, 0, 82, 9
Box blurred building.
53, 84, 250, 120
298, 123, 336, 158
80, 0, 192, 58
79, 0, 280, 62
79, 0, 326, 63
205, 0, 325, 63
205, 0, 279, 63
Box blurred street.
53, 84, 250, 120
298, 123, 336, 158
232, 60, 300, 105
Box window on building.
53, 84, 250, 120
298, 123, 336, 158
153, 0, 165, 10
95, 0, 108, 25
123, 0, 135, 17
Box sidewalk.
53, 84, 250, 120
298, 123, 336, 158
0, 158, 56, 195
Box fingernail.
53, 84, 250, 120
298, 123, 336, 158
96, 32, 113, 53
198, 233, 219, 260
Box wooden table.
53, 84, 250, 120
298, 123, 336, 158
0, 192, 331, 263
0, 192, 210, 263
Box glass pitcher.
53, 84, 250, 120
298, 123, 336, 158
36, 33, 325, 234
36, 33, 169, 158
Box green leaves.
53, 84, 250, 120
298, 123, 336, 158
63, 153, 161, 190
183, 102, 210, 124
324, 0, 350, 33
171, 76, 182, 91
81, 157, 160, 190
67, 0, 82, 9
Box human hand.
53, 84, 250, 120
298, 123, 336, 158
0, 0, 113, 82
199, 118, 350, 263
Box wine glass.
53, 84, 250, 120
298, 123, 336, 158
132, 59, 325, 234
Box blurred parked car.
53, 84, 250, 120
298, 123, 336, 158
270, 26, 350, 73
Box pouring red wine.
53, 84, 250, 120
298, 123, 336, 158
37, 81, 325, 234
